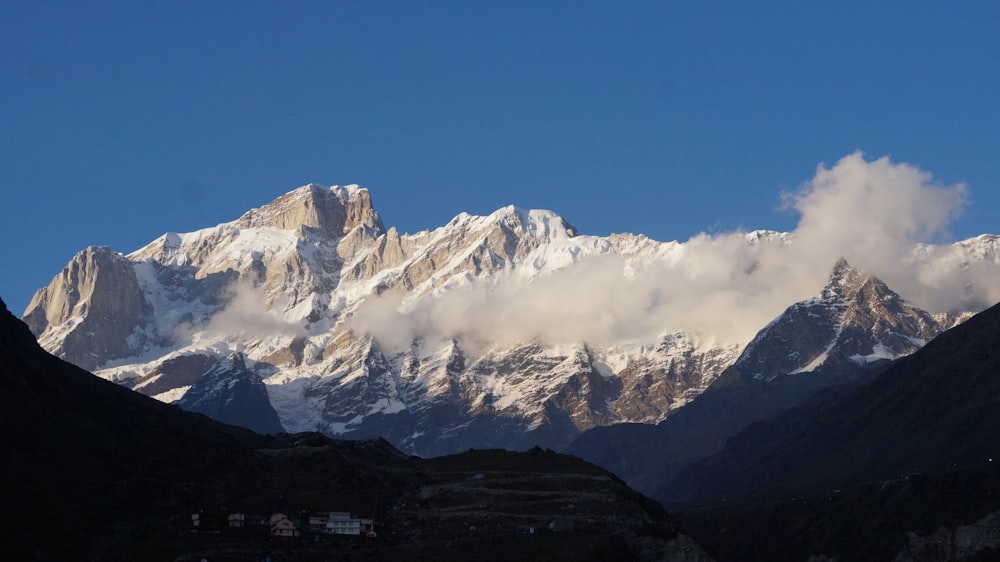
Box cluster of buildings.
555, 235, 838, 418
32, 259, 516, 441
306, 511, 376, 537
192, 510, 376, 538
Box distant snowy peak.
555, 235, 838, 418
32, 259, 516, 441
743, 229, 794, 246
494, 206, 580, 240
914, 234, 1000, 264
822, 257, 868, 300
21, 182, 1000, 456
959, 234, 1000, 262
237, 183, 385, 237
445, 205, 578, 240
176, 351, 284, 435
129, 184, 381, 266
737, 258, 948, 381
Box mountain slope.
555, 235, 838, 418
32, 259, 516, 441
21, 184, 997, 456
569, 259, 954, 495
19, 185, 750, 453
175, 351, 285, 434
669, 299, 1000, 562
0, 295, 709, 562
737, 258, 947, 380
1, 295, 262, 559
663, 298, 1000, 506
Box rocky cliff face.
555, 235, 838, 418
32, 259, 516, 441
571, 259, 959, 496
235, 183, 385, 235
23, 246, 151, 371
24, 184, 746, 451
736, 258, 954, 381
893, 510, 1000, 562
4, 293, 710, 562
176, 352, 284, 435
21, 184, 997, 455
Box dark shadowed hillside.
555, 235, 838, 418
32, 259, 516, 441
665, 300, 1000, 562
568, 362, 875, 494
570, 259, 937, 496
0, 296, 708, 562
663, 300, 1000, 505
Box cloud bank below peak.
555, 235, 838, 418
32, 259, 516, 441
350, 152, 992, 352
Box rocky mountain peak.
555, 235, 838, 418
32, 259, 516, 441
22, 182, 999, 458
236, 183, 385, 238
21, 245, 150, 370
820, 257, 868, 301
491, 205, 579, 240
176, 350, 284, 434
223, 350, 248, 372
736, 258, 946, 380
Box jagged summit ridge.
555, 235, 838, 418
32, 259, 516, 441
237, 183, 385, 236
21, 183, 998, 455
736, 258, 949, 381
22, 184, 744, 452
22, 245, 150, 371
176, 351, 284, 435
821, 257, 867, 300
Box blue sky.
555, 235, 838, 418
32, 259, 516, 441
2, 1, 998, 315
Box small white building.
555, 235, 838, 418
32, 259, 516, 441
228, 512, 246, 528
360, 518, 377, 538
326, 511, 361, 535
270, 513, 300, 537
308, 513, 329, 533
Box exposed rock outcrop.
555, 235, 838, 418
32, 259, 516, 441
737, 258, 950, 381
573, 260, 956, 496
893, 511, 1000, 561
21, 184, 998, 458
237, 183, 385, 236
23, 246, 150, 370
177, 352, 284, 434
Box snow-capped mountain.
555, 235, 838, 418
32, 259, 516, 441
21, 184, 999, 455
735, 257, 957, 381
569, 258, 962, 494
175, 351, 284, 435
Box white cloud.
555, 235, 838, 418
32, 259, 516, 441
351, 152, 993, 353
783, 152, 980, 313
191, 281, 307, 342
785, 151, 966, 275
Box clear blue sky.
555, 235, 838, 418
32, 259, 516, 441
2, 1, 998, 315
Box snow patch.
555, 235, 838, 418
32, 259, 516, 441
154, 385, 191, 403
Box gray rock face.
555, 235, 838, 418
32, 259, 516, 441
737, 258, 952, 381
20, 184, 997, 456
23, 246, 151, 371
128, 353, 217, 396
893, 510, 1000, 562
573, 260, 958, 497
177, 352, 284, 434
614, 334, 739, 422
236, 182, 385, 236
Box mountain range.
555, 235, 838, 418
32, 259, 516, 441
21, 184, 1000, 465
1, 294, 709, 561
11, 182, 1000, 561
667, 298, 1000, 507
670, 299, 1000, 562
568, 256, 962, 494
7, 279, 1000, 560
